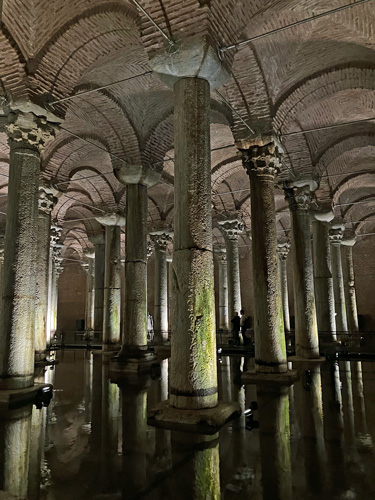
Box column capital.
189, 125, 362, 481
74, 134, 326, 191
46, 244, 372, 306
149, 231, 173, 251
95, 213, 125, 227
81, 262, 89, 273
329, 225, 344, 245
218, 219, 244, 240
147, 240, 154, 259
284, 183, 317, 212
88, 234, 105, 246
83, 248, 95, 259
115, 164, 160, 188
50, 224, 62, 247
214, 246, 227, 264
277, 242, 290, 260
5, 111, 56, 151
341, 236, 356, 247
38, 187, 58, 215
239, 139, 282, 178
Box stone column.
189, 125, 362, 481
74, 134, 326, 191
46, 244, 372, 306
0, 111, 55, 389
89, 234, 105, 338
240, 141, 287, 374
312, 213, 337, 343
166, 255, 173, 335
0, 240, 4, 319
46, 224, 61, 345
52, 253, 64, 334
341, 238, 359, 333
96, 214, 125, 350
218, 219, 244, 319
150, 231, 173, 345
284, 181, 320, 359
214, 247, 229, 331
34, 186, 58, 362
83, 249, 95, 332
114, 165, 160, 362
277, 243, 291, 335
329, 226, 348, 335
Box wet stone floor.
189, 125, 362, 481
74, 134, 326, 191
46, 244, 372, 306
1, 350, 375, 499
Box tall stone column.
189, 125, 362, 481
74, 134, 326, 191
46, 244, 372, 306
34, 186, 58, 362
46, 224, 61, 345
277, 243, 291, 335
83, 249, 95, 332
52, 252, 64, 334
341, 238, 359, 333
284, 181, 320, 359
89, 234, 105, 338
312, 212, 337, 342
166, 255, 173, 335
96, 214, 125, 350
214, 247, 229, 331
0, 111, 55, 389
0, 240, 4, 319
150, 231, 173, 345
218, 219, 244, 319
329, 226, 348, 334
114, 165, 160, 362
240, 141, 287, 374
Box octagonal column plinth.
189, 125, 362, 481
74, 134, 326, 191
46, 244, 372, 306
277, 243, 291, 336
150, 231, 173, 345
240, 143, 287, 375
284, 181, 320, 359
218, 219, 244, 320
329, 226, 348, 335
341, 239, 359, 333
0, 111, 56, 390
34, 186, 58, 362
95, 214, 125, 351
214, 247, 229, 331
312, 212, 337, 344
112, 165, 160, 366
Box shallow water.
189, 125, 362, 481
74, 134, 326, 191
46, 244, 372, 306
1, 351, 375, 499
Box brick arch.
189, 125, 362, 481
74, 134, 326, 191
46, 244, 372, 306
332, 172, 375, 207
274, 65, 375, 132
29, 5, 141, 100
53, 188, 96, 221
60, 204, 102, 237
69, 167, 117, 209
0, 26, 28, 100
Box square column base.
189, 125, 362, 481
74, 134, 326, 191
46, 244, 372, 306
109, 354, 160, 383
0, 383, 53, 410
241, 369, 300, 386
147, 400, 241, 435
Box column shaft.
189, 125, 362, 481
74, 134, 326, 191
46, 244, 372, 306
121, 184, 148, 350
277, 244, 291, 335
225, 238, 241, 318
330, 229, 348, 334
103, 225, 121, 349
217, 252, 229, 330
154, 247, 168, 343
171, 77, 217, 409
243, 147, 286, 373
342, 245, 359, 333
312, 220, 336, 341
0, 142, 40, 389
286, 187, 319, 358
85, 259, 95, 331
93, 240, 105, 336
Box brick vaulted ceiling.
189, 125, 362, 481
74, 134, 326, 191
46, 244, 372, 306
0, 0, 374, 259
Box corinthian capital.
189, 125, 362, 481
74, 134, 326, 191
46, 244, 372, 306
38, 187, 57, 215
149, 231, 173, 251
277, 242, 290, 260
218, 219, 244, 241
239, 139, 281, 178
6, 111, 56, 151
284, 177, 319, 212
329, 225, 344, 245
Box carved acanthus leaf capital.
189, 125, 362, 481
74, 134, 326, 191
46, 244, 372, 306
218, 219, 245, 241
239, 141, 281, 178
38, 187, 57, 214
329, 227, 344, 245
6, 111, 56, 151
277, 242, 290, 260
149, 231, 173, 251
284, 185, 315, 212
147, 241, 154, 259
50, 224, 62, 247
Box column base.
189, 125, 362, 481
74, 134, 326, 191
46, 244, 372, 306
102, 342, 121, 352
147, 400, 241, 435
0, 382, 53, 410
288, 356, 326, 364
155, 345, 171, 359
109, 348, 159, 382
241, 369, 300, 386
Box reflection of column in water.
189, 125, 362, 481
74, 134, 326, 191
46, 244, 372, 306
121, 380, 149, 499
171, 432, 220, 500
28, 406, 46, 499
0, 405, 32, 498
219, 356, 233, 403
100, 359, 120, 493
83, 351, 93, 425
351, 361, 373, 451
321, 361, 346, 493
257, 386, 292, 500
294, 364, 327, 495
340, 361, 357, 458
154, 360, 171, 470
91, 353, 103, 455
